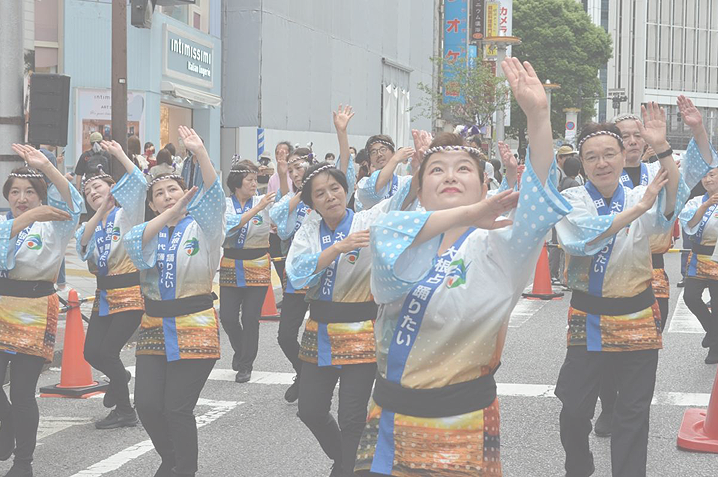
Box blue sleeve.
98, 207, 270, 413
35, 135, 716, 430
75, 224, 96, 261
188, 177, 225, 237
356, 170, 386, 209
650, 175, 690, 233
285, 224, 322, 290
268, 194, 296, 241
679, 198, 702, 236
112, 166, 148, 225
0, 220, 14, 271
683, 138, 718, 190
122, 222, 158, 270
47, 184, 83, 240
344, 158, 356, 206
369, 210, 436, 304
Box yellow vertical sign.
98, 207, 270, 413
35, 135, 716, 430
485, 2, 499, 57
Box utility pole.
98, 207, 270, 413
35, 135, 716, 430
0, 1, 25, 209
111, 0, 128, 181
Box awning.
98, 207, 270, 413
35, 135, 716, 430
160, 81, 221, 108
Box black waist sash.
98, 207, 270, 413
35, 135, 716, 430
223, 248, 269, 261
0, 278, 55, 298
308, 300, 378, 324
373, 372, 498, 418
143, 292, 217, 318
96, 271, 140, 291
651, 253, 665, 270
692, 243, 716, 256
571, 286, 655, 316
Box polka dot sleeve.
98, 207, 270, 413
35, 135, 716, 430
344, 156, 356, 205
286, 221, 322, 290
639, 174, 690, 235
111, 166, 148, 225
679, 196, 703, 236
0, 218, 14, 271
188, 177, 226, 240
555, 190, 616, 257
356, 170, 386, 209
122, 222, 158, 270
74, 223, 96, 261
683, 138, 718, 190
268, 193, 296, 241
47, 183, 83, 240
224, 197, 243, 238
369, 210, 436, 304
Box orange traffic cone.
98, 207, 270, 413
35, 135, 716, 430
677, 366, 718, 452
40, 289, 108, 398
522, 243, 564, 300
260, 286, 280, 320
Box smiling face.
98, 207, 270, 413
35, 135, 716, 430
615, 119, 645, 166
310, 173, 347, 222
84, 178, 113, 212
580, 135, 626, 193
368, 143, 393, 170
702, 168, 718, 196
7, 178, 42, 217
418, 151, 485, 211
149, 178, 186, 215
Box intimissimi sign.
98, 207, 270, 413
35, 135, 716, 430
163, 23, 215, 88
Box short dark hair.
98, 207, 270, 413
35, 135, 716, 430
127, 136, 141, 157
354, 148, 369, 165
226, 159, 259, 192
365, 135, 395, 153
144, 142, 154, 151
275, 141, 294, 156
147, 173, 187, 203
164, 143, 176, 156
156, 148, 172, 166
3, 167, 48, 203
563, 156, 581, 177
325, 153, 335, 161
576, 122, 625, 156
300, 162, 348, 209
418, 133, 486, 188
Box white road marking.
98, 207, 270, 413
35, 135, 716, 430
509, 296, 551, 328
70, 398, 241, 477
37, 417, 94, 441
667, 289, 707, 334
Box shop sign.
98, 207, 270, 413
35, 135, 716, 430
163, 23, 214, 88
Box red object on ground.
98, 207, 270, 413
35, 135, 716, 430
40, 289, 108, 398
677, 366, 718, 453
260, 285, 280, 320
522, 243, 564, 300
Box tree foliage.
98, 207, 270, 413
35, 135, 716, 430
509, 0, 613, 149
414, 57, 510, 131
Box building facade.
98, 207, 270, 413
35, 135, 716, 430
583, 0, 718, 151
220, 0, 438, 177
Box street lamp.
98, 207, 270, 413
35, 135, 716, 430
543, 80, 561, 114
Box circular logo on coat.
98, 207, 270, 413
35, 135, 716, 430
184, 238, 200, 256
252, 215, 264, 226
111, 226, 122, 242
446, 259, 469, 289
26, 234, 43, 250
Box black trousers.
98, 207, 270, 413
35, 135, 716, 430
683, 278, 718, 346
298, 361, 376, 477
555, 346, 658, 477
0, 352, 45, 464
84, 309, 142, 411
277, 293, 309, 375
134, 355, 215, 476
269, 233, 286, 286
219, 285, 267, 370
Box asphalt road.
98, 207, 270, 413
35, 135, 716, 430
4, 252, 717, 477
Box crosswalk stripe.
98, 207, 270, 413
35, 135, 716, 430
667, 289, 706, 334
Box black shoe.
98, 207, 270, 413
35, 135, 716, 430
95, 408, 139, 429
231, 353, 241, 372
677, 279, 685, 288
0, 419, 14, 461
235, 368, 252, 383
4, 461, 32, 477
565, 452, 594, 477
702, 333, 712, 348
705, 347, 718, 365
593, 410, 612, 437
104, 369, 132, 409
284, 375, 300, 403
329, 461, 342, 477
154, 460, 175, 477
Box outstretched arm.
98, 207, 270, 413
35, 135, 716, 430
375, 147, 414, 194
100, 140, 136, 175
501, 58, 552, 185
142, 187, 197, 246
11, 144, 74, 208
333, 104, 355, 175
179, 126, 215, 190
678, 95, 713, 165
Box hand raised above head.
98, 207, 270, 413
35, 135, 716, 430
501, 58, 548, 118
178, 126, 204, 154
11, 144, 52, 172
332, 104, 355, 132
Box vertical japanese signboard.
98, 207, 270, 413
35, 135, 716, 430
484, 2, 499, 57
443, 0, 468, 103
471, 0, 484, 42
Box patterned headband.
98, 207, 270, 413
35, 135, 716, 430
149, 174, 183, 188
81, 173, 112, 192
9, 169, 44, 180
423, 145, 484, 160
300, 164, 335, 190
367, 139, 395, 151
229, 169, 254, 175
577, 131, 624, 152
611, 114, 641, 124
289, 153, 314, 164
